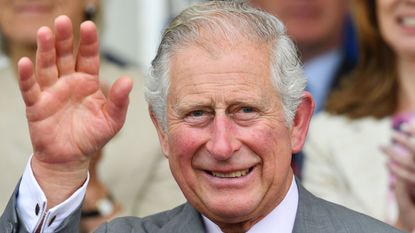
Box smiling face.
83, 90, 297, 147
0, 0, 93, 45
150, 37, 310, 231
377, 0, 415, 58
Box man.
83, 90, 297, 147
0, 1, 402, 233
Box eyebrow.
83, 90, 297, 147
173, 95, 266, 113
172, 98, 214, 114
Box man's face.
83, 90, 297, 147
250, 0, 348, 59
152, 39, 308, 230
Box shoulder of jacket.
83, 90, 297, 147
98, 204, 189, 233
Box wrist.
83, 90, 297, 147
31, 157, 89, 208
395, 216, 415, 233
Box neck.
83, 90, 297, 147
396, 55, 415, 113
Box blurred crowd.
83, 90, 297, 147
1, 0, 414, 232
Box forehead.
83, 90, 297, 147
168, 40, 276, 102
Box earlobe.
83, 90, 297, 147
149, 107, 170, 158
291, 92, 314, 153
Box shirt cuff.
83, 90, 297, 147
16, 155, 89, 233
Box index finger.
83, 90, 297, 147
75, 21, 99, 76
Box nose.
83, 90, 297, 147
206, 114, 241, 161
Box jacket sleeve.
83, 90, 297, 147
0, 183, 83, 233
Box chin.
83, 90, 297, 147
14, 32, 38, 46
204, 197, 261, 223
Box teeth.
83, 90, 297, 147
402, 17, 415, 27
211, 169, 249, 178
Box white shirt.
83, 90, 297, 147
304, 50, 342, 113
17, 157, 88, 233
203, 178, 299, 233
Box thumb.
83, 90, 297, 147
106, 77, 133, 131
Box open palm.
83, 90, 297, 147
18, 16, 132, 166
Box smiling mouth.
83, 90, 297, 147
208, 167, 254, 178
400, 16, 415, 27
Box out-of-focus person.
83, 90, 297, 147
303, 0, 415, 232
249, 0, 357, 178
249, 0, 356, 113
0, 0, 184, 231
0, 2, 404, 232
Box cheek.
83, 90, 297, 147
168, 126, 208, 162
244, 124, 290, 150
0, 9, 12, 33
241, 125, 292, 167
167, 127, 208, 193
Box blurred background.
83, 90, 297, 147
0, 0, 205, 70
101, 0, 206, 69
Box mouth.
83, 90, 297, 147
15, 4, 50, 14
399, 16, 415, 27
207, 167, 254, 178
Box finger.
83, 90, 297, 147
76, 21, 99, 76
394, 180, 411, 210
18, 57, 41, 106
394, 181, 415, 232
35, 26, 58, 89
106, 77, 133, 131
392, 132, 415, 159
400, 120, 415, 135
54, 15, 75, 76
388, 161, 415, 185
382, 145, 415, 173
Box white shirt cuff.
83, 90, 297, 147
16, 156, 89, 233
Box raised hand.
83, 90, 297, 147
17, 15, 132, 207
394, 180, 415, 232
381, 121, 415, 231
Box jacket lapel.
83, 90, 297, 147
159, 203, 206, 233
292, 181, 326, 233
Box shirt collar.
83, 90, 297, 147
203, 177, 299, 233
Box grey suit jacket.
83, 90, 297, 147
1, 181, 403, 233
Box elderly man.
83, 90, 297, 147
0, 1, 402, 233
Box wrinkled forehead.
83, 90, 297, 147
167, 36, 278, 100
171, 32, 271, 72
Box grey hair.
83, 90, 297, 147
145, 0, 306, 131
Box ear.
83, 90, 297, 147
290, 92, 314, 153
149, 107, 170, 158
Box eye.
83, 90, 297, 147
190, 110, 205, 117
233, 106, 259, 121
184, 109, 213, 126
241, 107, 254, 113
